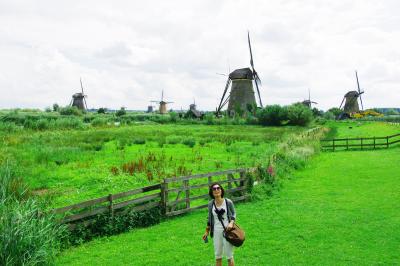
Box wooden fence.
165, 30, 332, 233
51, 168, 253, 227
321, 133, 400, 151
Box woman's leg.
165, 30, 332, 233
228, 258, 234, 266
213, 230, 223, 265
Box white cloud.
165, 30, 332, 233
0, 0, 399, 111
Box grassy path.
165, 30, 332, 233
57, 148, 400, 265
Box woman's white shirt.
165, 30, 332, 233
213, 199, 229, 230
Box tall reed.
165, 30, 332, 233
0, 162, 64, 265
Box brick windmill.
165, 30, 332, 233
339, 71, 365, 115
216, 32, 263, 116
151, 90, 173, 114
70, 78, 88, 110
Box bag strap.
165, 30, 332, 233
213, 199, 227, 232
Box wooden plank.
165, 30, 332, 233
166, 193, 209, 207
52, 195, 109, 214
113, 193, 161, 210
62, 206, 109, 223
322, 136, 388, 141
166, 194, 248, 217
171, 189, 183, 212
109, 194, 114, 218
164, 168, 249, 183
166, 177, 247, 193
184, 180, 190, 209
389, 139, 400, 144
166, 203, 209, 217
112, 184, 161, 200
227, 174, 233, 190
387, 133, 400, 138
226, 186, 247, 194
122, 201, 160, 213
166, 187, 246, 209
323, 143, 388, 148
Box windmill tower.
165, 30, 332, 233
150, 90, 173, 114
339, 71, 364, 114
216, 32, 263, 116
70, 78, 88, 110
302, 89, 317, 108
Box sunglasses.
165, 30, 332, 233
212, 186, 221, 191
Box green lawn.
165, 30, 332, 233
56, 146, 400, 265
326, 120, 400, 138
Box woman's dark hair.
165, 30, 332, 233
209, 182, 225, 199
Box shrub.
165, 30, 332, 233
182, 138, 196, 148
66, 206, 161, 245
166, 135, 182, 144
116, 108, 126, 117
133, 138, 146, 145
36, 119, 50, 130
52, 103, 60, 112
55, 117, 84, 129
97, 107, 107, 114
59, 106, 82, 116
91, 117, 108, 127
287, 103, 313, 126
257, 105, 288, 126
204, 113, 215, 125
327, 107, 342, 117
169, 112, 178, 122
323, 111, 335, 120
0, 122, 20, 133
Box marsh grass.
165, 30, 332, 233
0, 162, 65, 266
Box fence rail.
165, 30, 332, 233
321, 133, 400, 151
51, 168, 254, 228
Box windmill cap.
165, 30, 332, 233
229, 68, 253, 80
344, 91, 360, 97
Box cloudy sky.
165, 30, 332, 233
0, 0, 399, 111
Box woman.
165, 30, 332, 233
202, 182, 236, 266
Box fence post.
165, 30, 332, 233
240, 170, 246, 199
208, 175, 212, 186
108, 193, 114, 218
346, 138, 349, 150
361, 138, 363, 150
387, 136, 389, 148
160, 180, 168, 215
184, 179, 190, 209
333, 139, 335, 152
227, 174, 233, 190
373, 137, 376, 149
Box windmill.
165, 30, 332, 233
150, 90, 173, 114
70, 78, 88, 110
339, 71, 364, 114
302, 89, 317, 108
216, 31, 263, 116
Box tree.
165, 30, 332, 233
97, 107, 107, 114
52, 103, 60, 112
256, 105, 288, 126
327, 107, 342, 117
287, 103, 313, 126
116, 107, 126, 117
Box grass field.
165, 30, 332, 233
0, 124, 305, 208
56, 143, 400, 265
326, 120, 400, 138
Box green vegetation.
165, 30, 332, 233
56, 146, 400, 265
0, 123, 306, 208
0, 163, 64, 265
